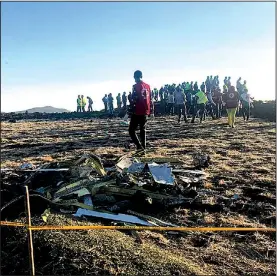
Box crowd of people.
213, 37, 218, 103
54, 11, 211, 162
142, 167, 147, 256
95, 75, 253, 125
75, 71, 254, 154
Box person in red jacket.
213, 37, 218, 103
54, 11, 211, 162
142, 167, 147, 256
222, 86, 239, 128
129, 70, 152, 153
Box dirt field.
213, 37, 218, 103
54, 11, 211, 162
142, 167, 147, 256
1, 116, 276, 275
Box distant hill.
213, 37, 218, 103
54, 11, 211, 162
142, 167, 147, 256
16, 106, 71, 114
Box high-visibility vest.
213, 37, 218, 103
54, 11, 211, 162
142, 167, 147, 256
196, 91, 208, 104
81, 98, 87, 107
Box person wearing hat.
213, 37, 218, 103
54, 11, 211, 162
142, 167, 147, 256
128, 70, 152, 154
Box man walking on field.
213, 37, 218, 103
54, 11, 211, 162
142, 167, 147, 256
128, 70, 152, 154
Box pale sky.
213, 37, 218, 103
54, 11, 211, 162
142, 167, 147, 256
1, 2, 275, 112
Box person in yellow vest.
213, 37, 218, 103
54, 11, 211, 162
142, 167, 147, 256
191, 89, 208, 123
81, 95, 87, 112
77, 95, 81, 112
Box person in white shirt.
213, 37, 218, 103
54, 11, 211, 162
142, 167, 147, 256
174, 87, 188, 123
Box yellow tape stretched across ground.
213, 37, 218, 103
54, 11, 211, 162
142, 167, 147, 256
1, 221, 276, 232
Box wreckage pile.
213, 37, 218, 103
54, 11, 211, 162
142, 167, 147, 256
1, 119, 276, 275
1, 152, 213, 226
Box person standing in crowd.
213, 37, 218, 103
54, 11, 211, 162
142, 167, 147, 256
167, 91, 175, 115
128, 92, 132, 105
159, 87, 164, 101
116, 93, 122, 109
185, 82, 190, 94
223, 84, 228, 94
193, 81, 198, 92
242, 80, 247, 91
240, 89, 253, 121
227, 77, 231, 88
200, 82, 205, 92
151, 90, 155, 101
190, 81, 193, 92
222, 86, 239, 128
87, 96, 93, 112
209, 76, 213, 90
223, 83, 228, 93
102, 94, 108, 112
154, 88, 159, 101
224, 77, 228, 86
174, 87, 188, 123
185, 86, 193, 116
212, 76, 217, 89
205, 87, 216, 120
77, 95, 81, 112
164, 89, 169, 114
122, 92, 127, 110
236, 77, 242, 93
212, 87, 223, 118
205, 76, 211, 94
191, 89, 208, 123
81, 95, 86, 112
108, 93, 114, 115
128, 70, 152, 154
215, 75, 219, 87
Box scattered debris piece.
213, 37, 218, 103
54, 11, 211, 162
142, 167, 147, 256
74, 209, 153, 226
192, 152, 211, 169
19, 163, 36, 170
147, 163, 174, 185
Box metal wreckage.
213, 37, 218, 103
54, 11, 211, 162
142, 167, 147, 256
1, 151, 213, 227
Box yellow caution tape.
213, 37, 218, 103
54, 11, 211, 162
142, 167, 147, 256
27, 226, 277, 231
1, 221, 275, 232
1, 221, 27, 227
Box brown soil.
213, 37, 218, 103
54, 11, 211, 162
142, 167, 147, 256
1, 116, 276, 275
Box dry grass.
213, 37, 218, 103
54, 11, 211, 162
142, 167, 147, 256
1, 116, 276, 275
